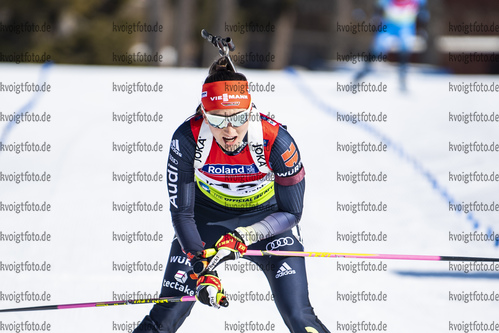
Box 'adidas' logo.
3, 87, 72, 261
170, 139, 182, 157
275, 262, 296, 279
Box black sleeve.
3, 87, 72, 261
166, 120, 204, 258
270, 126, 305, 220
247, 126, 306, 239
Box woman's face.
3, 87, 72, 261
204, 108, 250, 152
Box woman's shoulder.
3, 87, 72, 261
172, 114, 202, 139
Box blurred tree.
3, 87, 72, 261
0, 0, 141, 65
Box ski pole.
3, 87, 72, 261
201, 248, 499, 262
0, 296, 196, 313
244, 249, 499, 262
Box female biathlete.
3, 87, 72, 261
354, 0, 429, 91
133, 56, 330, 333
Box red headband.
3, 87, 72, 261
201, 81, 251, 111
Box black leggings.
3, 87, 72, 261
133, 204, 330, 333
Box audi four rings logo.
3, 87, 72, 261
266, 237, 294, 251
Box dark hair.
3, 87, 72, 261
205, 56, 247, 83
195, 56, 247, 116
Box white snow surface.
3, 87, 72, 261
1, 63, 499, 332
